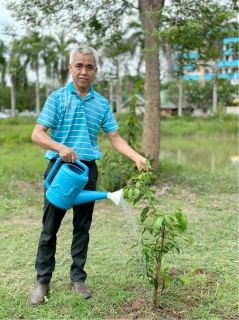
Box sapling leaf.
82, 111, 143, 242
174, 208, 183, 220
141, 206, 150, 217
180, 215, 188, 230
134, 188, 140, 196
174, 208, 182, 214
152, 216, 164, 231
164, 215, 174, 229
153, 278, 159, 290
133, 193, 144, 205
128, 188, 133, 202
175, 224, 185, 233
136, 180, 141, 188
169, 214, 178, 223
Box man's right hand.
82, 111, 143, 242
58, 146, 78, 163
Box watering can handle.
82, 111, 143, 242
44, 157, 89, 189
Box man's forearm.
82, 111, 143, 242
32, 129, 62, 152
110, 136, 141, 161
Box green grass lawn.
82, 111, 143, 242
0, 142, 237, 319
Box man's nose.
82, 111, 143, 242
80, 66, 87, 73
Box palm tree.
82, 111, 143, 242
41, 31, 76, 97
8, 39, 27, 116
51, 31, 76, 87
0, 40, 8, 87
17, 31, 44, 115
41, 40, 58, 97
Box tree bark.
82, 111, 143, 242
139, 0, 164, 171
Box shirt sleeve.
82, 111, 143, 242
101, 104, 119, 133
36, 94, 61, 129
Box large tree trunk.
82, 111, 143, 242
139, 0, 164, 171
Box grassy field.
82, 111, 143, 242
0, 116, 238, 319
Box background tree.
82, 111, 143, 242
0, 40, 8, 111
8, 39, 28, 116
0, 40, 7, 87
138, 0, 164, 170
17, 31, 46, 115
202, 17, 237, 112
164, 79, 238, 111
157, 1, 236, 116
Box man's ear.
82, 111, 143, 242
68, 63, 72, 74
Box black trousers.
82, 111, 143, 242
35, 160, 98, 284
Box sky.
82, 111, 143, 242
0, 3, 12, 25
0, 2, 16, 39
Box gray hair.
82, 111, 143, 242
69, 45, 99, 67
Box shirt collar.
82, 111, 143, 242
68, 81, 95, 100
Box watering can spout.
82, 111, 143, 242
107, 189, 123, 206
73, 189, 123, 206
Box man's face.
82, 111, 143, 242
68, 52, 98, 92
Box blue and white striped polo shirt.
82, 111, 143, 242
36, 82, 119, 161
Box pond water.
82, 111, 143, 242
160, 136, 238, 172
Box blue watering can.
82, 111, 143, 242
45, 157, 123, 210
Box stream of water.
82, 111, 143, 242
119, 197, 146, 272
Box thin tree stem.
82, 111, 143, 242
152, 224, 166, 309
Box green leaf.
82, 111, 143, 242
134, 188, 140, 196
152, 216, 164, 231
133, 193, 144, 205
128, 188, 133, 202
174, 224, 185, 233
183, 234, 194, 244
174, 208, 182, 215
141, 206, 150, 217
164, 215, 173, 229
153, 278, 159, 290
136, 180, 141, 188
180, 215, 188, 230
